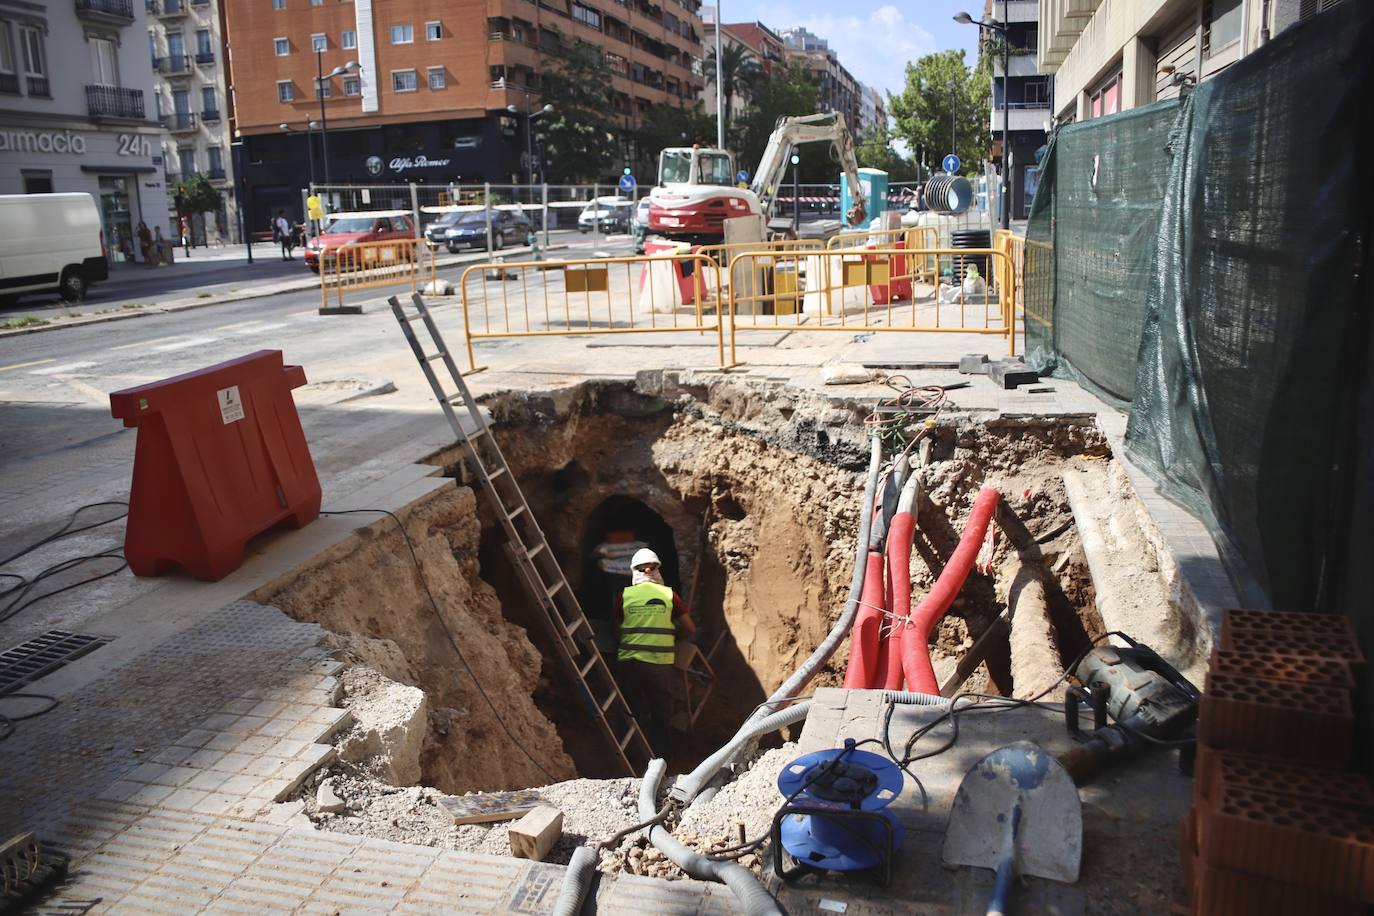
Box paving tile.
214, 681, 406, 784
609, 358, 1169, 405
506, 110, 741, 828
172, 729, 217, 749
243, 756, 287, 779
212, 752, 256, 774
224, 715, 272, 737
234, 735, 278, 755
205, 733, 245, 752
150, 765, 202, 788
218, 698, 260, 716
248, 700, 286, 718
256, 717, 297, 738
185, 769, 231, 792
199, 713, 241, 732
97, 780, 142, 803
184, 748, 227, 770
216, 774, 266, 797
125, 763, 172, 784
160, 788, 211, 813
149, 745, 198, 766
192, 792, 245, 816
266, 738, 308, 759
126, 783, 177, 806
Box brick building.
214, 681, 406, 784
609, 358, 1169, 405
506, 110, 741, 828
776, 27, 860, 131
224, 0, 704, 221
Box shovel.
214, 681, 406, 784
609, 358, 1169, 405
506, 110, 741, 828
942, 741, 1082, 915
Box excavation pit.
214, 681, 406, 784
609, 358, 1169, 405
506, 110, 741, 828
251, 377, 1204, 856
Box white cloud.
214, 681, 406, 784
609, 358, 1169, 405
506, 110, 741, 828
750, 3, 937, 98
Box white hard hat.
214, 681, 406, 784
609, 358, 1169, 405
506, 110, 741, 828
631, 548, 661, 569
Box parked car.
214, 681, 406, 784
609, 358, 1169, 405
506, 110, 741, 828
632, 198, 652, 253
0, 193, 108, 304
443, 209, 532, 252
422, 210, 468, 246
578, 197, 633, 234
303, 211, 415, 273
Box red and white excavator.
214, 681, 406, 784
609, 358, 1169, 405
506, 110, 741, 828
646, 111, 867, 243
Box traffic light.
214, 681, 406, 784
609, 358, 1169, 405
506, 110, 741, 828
623, 166, 632, 175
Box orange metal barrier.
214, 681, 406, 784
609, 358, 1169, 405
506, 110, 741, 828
994, 230, 1026, 316
457, 253, 728, 372
319, 237, 433, 313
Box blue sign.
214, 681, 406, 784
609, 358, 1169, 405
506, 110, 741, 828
618, 173, 637, 193
737, 170, 749, 183
942, 153, 961, 174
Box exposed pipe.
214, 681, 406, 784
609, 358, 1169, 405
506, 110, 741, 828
882, 475, 922, 689
551, 845, 598, 916
673, 435, 883, 805
901, 487, 1001, 693
674, 701, 811, 805
844, 546, 888, 688
880, 689, 952, 706
640, 759, 782, 916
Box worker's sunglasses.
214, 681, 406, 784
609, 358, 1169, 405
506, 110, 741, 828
634, 563, 660, 572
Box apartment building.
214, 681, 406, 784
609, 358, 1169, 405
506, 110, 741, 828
699, 20, 752, 125
148, 0, 237, 241
718, 20, 784, 76
777, 27, 860, 131
858, 84, 887, 138
224, 0, 704, 220
1, 0, 169, 262
1039, 0, 1331, 124
984, 0, 1048, 219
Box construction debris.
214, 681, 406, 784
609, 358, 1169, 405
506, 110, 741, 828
508, 806, 564, 861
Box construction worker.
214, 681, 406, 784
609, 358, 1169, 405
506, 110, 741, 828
614, 547, 695, 758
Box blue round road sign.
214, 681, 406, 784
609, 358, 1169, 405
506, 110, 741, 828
737, 170, 749, 183
942, 153, 961, 174
618, 173, 637, 193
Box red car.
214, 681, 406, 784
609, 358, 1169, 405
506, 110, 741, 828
303, 210, 415, 273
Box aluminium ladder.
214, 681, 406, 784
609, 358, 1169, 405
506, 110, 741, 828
388, 293, 654, 776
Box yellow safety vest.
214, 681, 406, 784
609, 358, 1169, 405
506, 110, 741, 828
618, 582, 676, 664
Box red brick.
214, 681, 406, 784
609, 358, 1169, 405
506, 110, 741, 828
1198, 671, 1353, 765
1209, 649, 1356, 691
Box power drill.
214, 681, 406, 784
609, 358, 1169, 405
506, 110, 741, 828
1056, 634, 1199, 784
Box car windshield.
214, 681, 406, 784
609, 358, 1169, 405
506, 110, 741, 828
322, 217, 376, 233
698, 153, 733, 185
659, 150, 693, 184
456, 213, 488, 225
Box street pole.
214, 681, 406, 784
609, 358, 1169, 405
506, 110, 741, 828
316, 50, 331, 186
525, 110, 535, 206
231, 140, 252, 264
1000, 1, 1010, 229
791, 156, 799, 235
714, 0, 724, 150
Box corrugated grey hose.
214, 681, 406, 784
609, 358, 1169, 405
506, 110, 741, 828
551, 845, 597, 916
640, 758, 782, 916
672, 434, 884, 806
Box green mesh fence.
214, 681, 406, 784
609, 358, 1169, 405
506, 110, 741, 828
1025, 0, 1373, 628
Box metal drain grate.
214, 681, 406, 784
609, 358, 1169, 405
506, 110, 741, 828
0, 630, 110, 695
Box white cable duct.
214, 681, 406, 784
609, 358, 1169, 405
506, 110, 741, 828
550, 845, 597, 916
672, 434, 883, 806
639, 759, 782, 916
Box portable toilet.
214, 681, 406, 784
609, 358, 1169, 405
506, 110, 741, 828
841, 167, 888, 229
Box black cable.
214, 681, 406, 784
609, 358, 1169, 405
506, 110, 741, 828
598, 804, 670, 850
0, 551, 128, 625
879, 698, 928, 809
0, 693, 60, 742
0, 501, 128, 568
321, 508, 555, 782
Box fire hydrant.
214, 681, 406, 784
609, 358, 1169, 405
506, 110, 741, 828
527, 231, 542, 262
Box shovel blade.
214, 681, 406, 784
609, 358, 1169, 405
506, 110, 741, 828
942, 740, 1082, 884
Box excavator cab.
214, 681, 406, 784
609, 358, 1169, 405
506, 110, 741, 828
656, 147, 735, 187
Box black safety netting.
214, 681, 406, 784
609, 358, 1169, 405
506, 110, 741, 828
1024, 0, 1373, 638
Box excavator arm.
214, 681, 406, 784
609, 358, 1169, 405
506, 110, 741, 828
749, 112, 867, 228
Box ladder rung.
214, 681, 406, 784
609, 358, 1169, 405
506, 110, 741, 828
508, 505, 527, 519
423, 352, 447, 363
600, 691, 618, 713
488, 467, 507, 481
578, 654, 599, 677
617, 728, 636, 751
527, 542, 546, 559
546, 580, 565, 598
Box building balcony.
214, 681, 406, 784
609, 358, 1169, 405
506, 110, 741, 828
201, 108, 221, 123
1003, 0, 1038, 22
0, 73, 18, 94
195, 49, 215, 65
155, 54, 192, 75
26, 76, 51, 97
207, 166, 226, 180
990, 102, 1051, 132
993, 52, 1042, 78
87, 84, 145, 120
148, 0, 188, 18
163, 112, 198, 132
75, 0, 136, 25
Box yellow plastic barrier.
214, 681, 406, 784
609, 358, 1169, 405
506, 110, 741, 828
457, 253, 728, 372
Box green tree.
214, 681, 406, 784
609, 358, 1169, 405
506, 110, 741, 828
537, 37, 619, 182
854, 126, 918, 181
633, 101, 715, 178
173, 173, 221, 218
888, 49, 990, 176
731, 63, 817, 176
704, 43, 763, 136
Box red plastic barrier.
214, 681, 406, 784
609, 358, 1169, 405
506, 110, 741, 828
109, 350, 321, 581
869, 241, 912, 305
844, 549, 888, 689
642, 239, 705, 304
881, 510, 916, 689
901, 487, 1000, 693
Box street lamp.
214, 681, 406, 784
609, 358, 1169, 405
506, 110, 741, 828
506, 102, 553, 191
954, 9, 1010, 229
315, 52, 360, 185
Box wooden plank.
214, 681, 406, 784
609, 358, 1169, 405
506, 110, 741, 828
508, 806, 564, 861
438, 790, 547, 825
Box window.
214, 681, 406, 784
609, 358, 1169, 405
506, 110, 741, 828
1088, 69, 1122, 119
310, 0, 324, 5
207, 146, 223, 172
342, 75, 360, 95
201, 86, 217, 111
274, 37, 289, 56
341, 30, 356, 49
390, 24, 413, 44
277, 80, 295, 102
90, 38, 118, 86
272, 0, 285, 7
572, 4, 601, 29
315, 80, 331, 98
1024, 78, 1049, 105
426, 21, 442, 40
427, 66, 446, 89
23, 171, 53, 193
2, 23, 20, 90
20, 26, 44, 77
178, 147, 196, 176
1205, 0, 1243, 53
311, 33, 327, 52
196, 29, 212, 56
391, 69, 417, 92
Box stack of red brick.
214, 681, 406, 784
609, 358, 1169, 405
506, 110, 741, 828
1183, 609, 1370, 914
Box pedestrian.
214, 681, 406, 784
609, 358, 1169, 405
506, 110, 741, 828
152, 226, 168, 265
136, 221, 152, 265
613, 548, 695, 759
180, 216, 192, 258
275, 210, 294, 260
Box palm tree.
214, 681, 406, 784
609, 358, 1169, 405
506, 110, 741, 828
705, 43, 763, 133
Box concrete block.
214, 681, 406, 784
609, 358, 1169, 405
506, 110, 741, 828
316, 778, 346, 815
987, 359, 1040, 389
337, 681, 428, 786
508, 806, 563, 861
959, 353, 991, 374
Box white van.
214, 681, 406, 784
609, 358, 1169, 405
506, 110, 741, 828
0, 193, 109, 304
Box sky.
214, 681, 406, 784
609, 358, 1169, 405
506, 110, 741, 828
709, 0, 984, 101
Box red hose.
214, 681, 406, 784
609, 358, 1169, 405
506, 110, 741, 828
881, 511, 916, 689
901, 487, 1000, 694
843, 550, 888, 688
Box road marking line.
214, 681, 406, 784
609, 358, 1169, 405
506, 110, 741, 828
288, 309, 318, 318
152, 336, 218, 352
0, 358, 55, 373
30, 361, 97, 375
214, 320, 262, 331
109, 335, 180, 351
235, 322, 288, 334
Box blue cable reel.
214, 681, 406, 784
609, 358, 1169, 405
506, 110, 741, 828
770, 739, 905, 886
